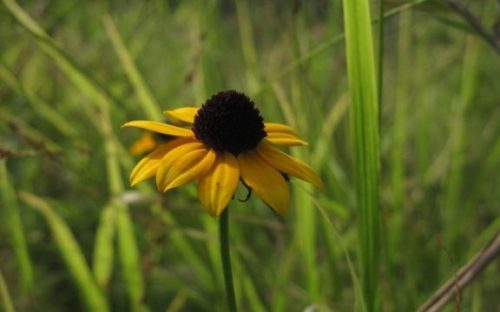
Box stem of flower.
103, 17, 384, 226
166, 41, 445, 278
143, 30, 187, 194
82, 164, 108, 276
219, 208, 237, 312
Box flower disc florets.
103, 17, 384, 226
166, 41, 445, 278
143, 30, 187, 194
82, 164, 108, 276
192, 90, 266, 155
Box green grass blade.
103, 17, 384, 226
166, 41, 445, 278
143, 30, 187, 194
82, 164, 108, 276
102, 116, 148, 312
19, 192, 109, 311
0, 269, 15, 312
116, 202, 149, 312
235, 0, 261, 93
92, 201, 117, 290
148, 201, 214, 289
311, 93, 349, 171
2, 0, 114, 119
387, 11, 412, 251
309, 193, 367, 312
102, 15, 161, 121
341, 0, 381, 310
376, 0, 384, 119
255, 0, 432, 96
272, 80, 320, 300
0, 63, 79, 138
386, 11, 412, 308
443, 32, 480, 247
390, 8, 411, 238
165, 288, 188, 312
0, 159, 34, 292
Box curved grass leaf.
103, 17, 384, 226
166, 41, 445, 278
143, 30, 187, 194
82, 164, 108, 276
0, 269, 15, 312
0, 63, 79, 138
102, 15, 162, 121
93, 201, 117, 290
0, 159, 33, 292
19, 192, 109, 312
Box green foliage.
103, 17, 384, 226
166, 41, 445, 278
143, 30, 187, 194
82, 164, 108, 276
0, 269, 15, 312
341, 0, 380, 309
20, 192, 109, 311
0, 159, 34, 293
0, 0, 498, 311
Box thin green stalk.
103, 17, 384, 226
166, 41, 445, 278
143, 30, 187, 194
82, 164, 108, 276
307, 190, 367, 312
102, 115, 148, 312
235, 0, 261, 93
288, 16, 321, 299
443, 31, 480, 254
0, 63, 78, 138
92, 201, 117, 290
387, 10, 412, 308
0, 159, 34, 292
20, 192, 109, 311
102, 15, 161, 121
342, 0, 381, 310
390, 8, 411, 242
254, 0, 431, 96
376, 0, 384, 120
0, 269, 15, 312
219, 208, 237, 312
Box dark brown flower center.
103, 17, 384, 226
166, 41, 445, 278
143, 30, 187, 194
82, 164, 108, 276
192, 90, 266, 155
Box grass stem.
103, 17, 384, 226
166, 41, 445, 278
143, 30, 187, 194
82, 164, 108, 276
219, 208, 237, 312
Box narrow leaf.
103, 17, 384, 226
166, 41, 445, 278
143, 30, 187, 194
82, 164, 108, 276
342, 0, 381, 310
0, 159, 33, 292
0, 269, 16, 312
19, 192, 109, 312
92, 201, 117, 290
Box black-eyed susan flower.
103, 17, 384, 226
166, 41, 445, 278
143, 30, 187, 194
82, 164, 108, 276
123, 90, 322, 217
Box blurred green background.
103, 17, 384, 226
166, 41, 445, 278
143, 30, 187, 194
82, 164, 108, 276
0, 0, 499, 311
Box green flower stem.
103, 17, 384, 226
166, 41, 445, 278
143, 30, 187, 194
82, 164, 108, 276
219, 208, 237, 312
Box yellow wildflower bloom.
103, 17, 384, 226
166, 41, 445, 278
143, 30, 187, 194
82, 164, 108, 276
123, 90, 322, 216
128, 131, 157, 156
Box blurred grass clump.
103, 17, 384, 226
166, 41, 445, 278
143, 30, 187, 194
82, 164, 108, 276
0, 0, 499, 311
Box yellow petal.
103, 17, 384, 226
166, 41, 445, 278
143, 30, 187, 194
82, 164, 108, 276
257, 143, 323, 189
163, 107, 198, 124
163, 149, 216, 192
265, 132, 308, 146
238, 150, 289, 215
198, 153, 240, 217
264, 122, 299, 135
128, 131, 157, 155
122, 120, 193, 137
156, 142, 213, 192
130, 138, 192, 186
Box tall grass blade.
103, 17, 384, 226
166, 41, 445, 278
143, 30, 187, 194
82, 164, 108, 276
0, 63, 79, 138
256, 0, 432, 95
376, 0, 385, 118
272, 81, 319, 300
102, 15, 161, 121
3, 2, 149, 308
235, 0, 261, 93
2, 0, 114, 116
19, 192, 109, 311
341, 0, 381, 310
386, 11, 412, 308
309, 193, 367, 312
444, 32, 480, 248
0, 269, 15, 312
389, 8, 411, 247
148, 201, 214, 289
0, 159, 34, 292
92, 201, 117, 290
102, 117, 148, 312
116, 202, 148, 312
311, 93, 349, 171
